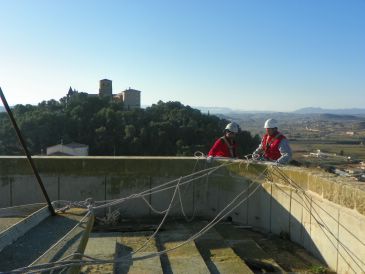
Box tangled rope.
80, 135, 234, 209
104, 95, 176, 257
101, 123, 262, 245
9, 156, 262, 273
10, 162, 267, 274
8, 155, 363, 274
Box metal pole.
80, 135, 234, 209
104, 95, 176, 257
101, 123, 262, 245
0, 87, 56, 216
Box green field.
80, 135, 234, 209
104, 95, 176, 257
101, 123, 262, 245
291, 140, 365, 162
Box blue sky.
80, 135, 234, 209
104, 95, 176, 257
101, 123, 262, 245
1, 0, 364, 111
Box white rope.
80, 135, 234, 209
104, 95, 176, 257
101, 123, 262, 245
54, 198, 94, 213
141, 196, 167, 214
49, 163, 226, 213
19, 176, 183, 274
91, 162, 233, 210
270, 165, 365, 273
177, 182, 196, 222
11, 178, 264, 273
139, 166, 218, 216
39, 159, 233, 271
28, 211, 91, 270
129, 177, 182, 256
11, 162, 267, 274
9, 159, 266, 273
14, 161, 364, 274
51, 157, 250, 213
193, 151, 206, 158
135, 157, 251, 221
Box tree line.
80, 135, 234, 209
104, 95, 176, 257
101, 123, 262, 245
0, 93, 260, 156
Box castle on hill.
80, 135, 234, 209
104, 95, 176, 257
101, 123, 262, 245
67, 79, 141, 110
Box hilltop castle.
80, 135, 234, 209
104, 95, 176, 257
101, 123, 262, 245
67, 79, 141, 110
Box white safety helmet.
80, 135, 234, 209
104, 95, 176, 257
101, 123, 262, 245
225, 122, 239, 133
264, 118, 278, 129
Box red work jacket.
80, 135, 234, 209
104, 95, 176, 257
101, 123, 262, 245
208, 137, 237, 158
261, 132, 285, 161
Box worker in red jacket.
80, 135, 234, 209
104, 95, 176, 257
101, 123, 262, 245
253, 118, 292, 164
207, 122, 239, 159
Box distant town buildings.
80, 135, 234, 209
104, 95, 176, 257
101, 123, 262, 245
67, 79, 141, 110
99, 79, 113, 97
47, 142, 89, 156
303, 149, 365, 182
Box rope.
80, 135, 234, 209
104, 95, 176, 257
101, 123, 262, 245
92, 162, 233, 210
193, 151, 206, 158
270, 165, 365, 273
10, 159, 265, 273
129, 177, 182, 256
134, 163, 230, 216
11, 158, 362, 273
177, 182, 195, 222
50, 162, 228, 213
10, 168, 266, 273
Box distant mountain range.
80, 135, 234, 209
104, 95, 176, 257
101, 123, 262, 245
195, 106, 234, 114
293, 107, 365, 115
196, 106, 365, 115
2, 104, 365, 116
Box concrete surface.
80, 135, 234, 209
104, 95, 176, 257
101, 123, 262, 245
80, 220, 324, 273
0, 204, 49, 252
158, 223, 210, 274
0, 208, 92, 272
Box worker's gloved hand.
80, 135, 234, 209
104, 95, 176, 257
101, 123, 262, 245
252, 153, 260, 160
274, 161, 282, 166
206, 156, 214, 163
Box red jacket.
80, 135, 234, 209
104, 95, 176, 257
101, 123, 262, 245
261, 132, 285, 161
208, 137, 237, 158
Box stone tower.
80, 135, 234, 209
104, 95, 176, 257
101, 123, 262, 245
122, 88, 141, 110
99, 79, 112, 97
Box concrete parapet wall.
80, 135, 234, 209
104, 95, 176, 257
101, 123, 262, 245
227, 163, 365, 274
0, 156, 364, 273
279, 167, 365, 215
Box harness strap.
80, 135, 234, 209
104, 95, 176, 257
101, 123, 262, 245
220, 136, 235, 157
264, 133, 282, 152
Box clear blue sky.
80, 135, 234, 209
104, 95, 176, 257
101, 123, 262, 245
1, 0, 364, 111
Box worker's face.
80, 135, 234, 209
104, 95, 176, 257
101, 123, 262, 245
266, 127, 277, 136
225, 131, 236, 140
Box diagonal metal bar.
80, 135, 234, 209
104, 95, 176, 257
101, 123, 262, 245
0, 87, 55, 216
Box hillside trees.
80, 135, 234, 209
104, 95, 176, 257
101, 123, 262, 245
0, 96, 259, 156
